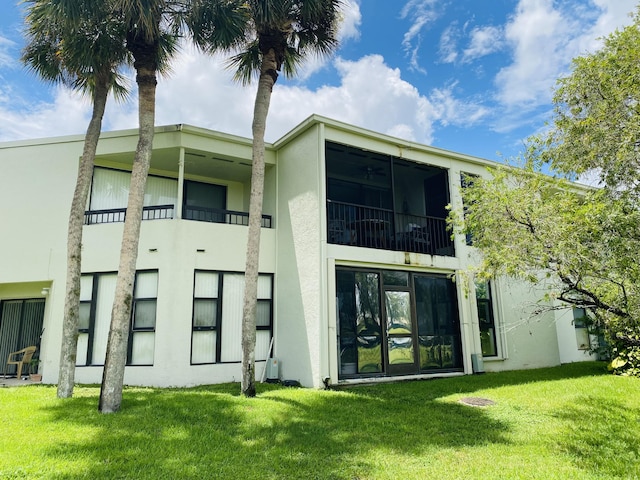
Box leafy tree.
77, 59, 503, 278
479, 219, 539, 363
453, 9, 640, 375
224, 0, 343, 396
21, 0, 130, 398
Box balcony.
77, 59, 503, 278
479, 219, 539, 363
327, 203, 454, 257
325, 141, 454, 257
85, 205, 272, 228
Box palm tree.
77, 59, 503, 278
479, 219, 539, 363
225, 0, 343, 397
98, 0, 249, 413
21, 0, 130, 399
98, 0, 183, 414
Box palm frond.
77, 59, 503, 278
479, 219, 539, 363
226, 42, 262, 85
187, 0, 251, 53
224, 0, 343, 83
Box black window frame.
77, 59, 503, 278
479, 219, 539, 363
190, 270, 274, 365
78, 270, 158, 367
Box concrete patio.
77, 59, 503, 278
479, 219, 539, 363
0, 376, 42, 387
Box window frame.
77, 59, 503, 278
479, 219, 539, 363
127, 270, 159, 366
190, 270, 274, 365
78, 270, 158, 367
475, 280, 500, 358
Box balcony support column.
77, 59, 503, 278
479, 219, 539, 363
177, 147, 185, 219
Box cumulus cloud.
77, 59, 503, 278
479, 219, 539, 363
0, 49, 443, 146
338, 0, 362, 42
1, 0, 637, 156
495, 0, 636, 113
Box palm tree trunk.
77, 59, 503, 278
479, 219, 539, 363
241, 48, 277, 397
57, 78, 109, 399
99, 62, 157, 413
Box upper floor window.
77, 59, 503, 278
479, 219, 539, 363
87, 167, 177, 223
460, 172, 479, 246
183, 180, 227, 223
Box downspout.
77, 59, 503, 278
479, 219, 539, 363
318, 122, 331, 388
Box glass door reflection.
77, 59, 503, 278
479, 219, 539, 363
385, 290, 416, 374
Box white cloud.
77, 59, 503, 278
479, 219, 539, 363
0, 36, 15, 69
495, 0, 568, 109
438, 23, 459, 64
292, 0, 363, 81
400, 0, 441, 73
0, 86, 93, 141
337, 0, 362, 42
462, 26, 503, 62
0, 41, 489, 150
270, 54, 439, 143
429, 83, 489, 127
495, 0, 636, 114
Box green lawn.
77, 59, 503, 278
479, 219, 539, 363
1, 362, 638, 479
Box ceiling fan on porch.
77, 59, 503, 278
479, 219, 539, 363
359, 165, 386, 180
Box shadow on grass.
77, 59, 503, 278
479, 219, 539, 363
34, 362, 609, 479
37, 385, 507, 478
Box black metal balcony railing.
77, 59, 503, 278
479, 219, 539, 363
84, 204, 273, 228
327, 200, 455, 256
184, 206, 272, 228
84, 205, 175, 225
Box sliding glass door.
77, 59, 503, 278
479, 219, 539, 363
337, 267, 462, 379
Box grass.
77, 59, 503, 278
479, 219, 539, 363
1, 362, 639, 479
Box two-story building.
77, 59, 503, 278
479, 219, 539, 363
0, 115, 596, 387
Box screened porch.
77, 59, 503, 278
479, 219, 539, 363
325, 142, 454, 256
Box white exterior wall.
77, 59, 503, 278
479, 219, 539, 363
481, 280, 561, 372
0, 126, 277, 387
554, 308, 598, 364
0, 117, 595, 389
273, 126, 325, 387
0, 139, 80, 383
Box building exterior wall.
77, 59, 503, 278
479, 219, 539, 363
0, 117, 595, 389
274, 124, 325, 387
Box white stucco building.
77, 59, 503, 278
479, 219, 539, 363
0, 116, 596, 387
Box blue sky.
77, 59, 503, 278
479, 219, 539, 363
0, 0, 637, 161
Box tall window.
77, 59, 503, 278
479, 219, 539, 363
475, 281, 498, 357
336, 270, 383, 376
573, 308, 590, 350
191, 271, 273, 364
128, 271, 158, 365
460, 172, 478, 245
77, 271, 158, 366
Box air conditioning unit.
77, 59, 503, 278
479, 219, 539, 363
265, 358, 279, 381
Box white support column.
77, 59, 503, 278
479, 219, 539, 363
177, 147, 185, 219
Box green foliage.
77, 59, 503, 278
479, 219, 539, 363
21, 0, 131, 99
608, 328, 640, 376
453, 9, 640, 376
220, 0, 343, 85
2, 363, 639, 479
